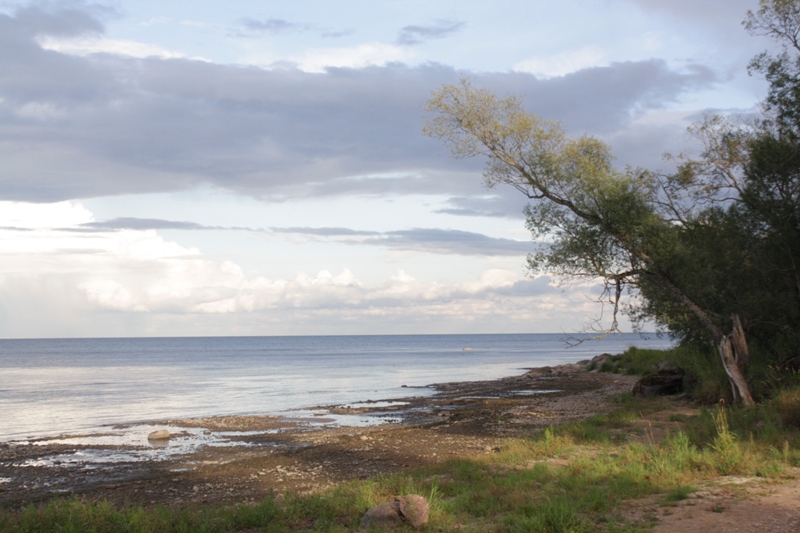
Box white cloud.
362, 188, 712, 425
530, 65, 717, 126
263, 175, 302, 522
514, 45, 607, 78
36, 35, 207, 61
277, 42, 412, 73
0, 201, 626, 336
0, 201, 93, 229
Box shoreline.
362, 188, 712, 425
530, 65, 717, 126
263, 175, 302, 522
0, 358, 635, 508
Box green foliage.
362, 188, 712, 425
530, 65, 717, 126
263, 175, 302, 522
425, 1, 800, 404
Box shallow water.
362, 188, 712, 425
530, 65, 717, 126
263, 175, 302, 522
0, 333, 672, 441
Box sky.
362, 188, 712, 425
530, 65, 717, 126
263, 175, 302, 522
0, 0, 772, 338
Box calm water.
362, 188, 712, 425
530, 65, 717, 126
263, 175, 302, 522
0, 333, 672, 441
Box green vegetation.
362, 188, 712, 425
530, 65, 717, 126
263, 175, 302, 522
4, 348, 800, 532
425, 0, 800, 407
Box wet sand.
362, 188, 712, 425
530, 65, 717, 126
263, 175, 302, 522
0, 360, 636, 509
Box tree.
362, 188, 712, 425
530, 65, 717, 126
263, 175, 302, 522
740, 1, 800, 365
424, 1, 800, 406
424, 80, 756, 406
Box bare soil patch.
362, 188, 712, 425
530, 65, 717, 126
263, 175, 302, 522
619, 470, 800, 533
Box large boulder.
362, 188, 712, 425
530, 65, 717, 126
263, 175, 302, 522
361, 494, 429, 530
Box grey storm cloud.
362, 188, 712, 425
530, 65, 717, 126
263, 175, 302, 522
0, 4, 717, 203
397, 19, 466, 45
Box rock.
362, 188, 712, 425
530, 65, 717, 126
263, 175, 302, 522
361, 494, 429, 530
652, 360, 680, 372
361, 501, 403, 529
397, 494, 429, 529
147, 429, 170, 441
589, 353, 613, 372
525, 366, 552, 377
633, 369, 685, 397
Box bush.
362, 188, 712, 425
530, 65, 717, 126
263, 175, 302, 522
772, 389, 800, 428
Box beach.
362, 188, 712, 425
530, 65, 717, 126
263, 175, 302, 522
0, 359, 635, 508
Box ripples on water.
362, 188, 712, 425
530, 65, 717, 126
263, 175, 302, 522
0, 333, 673, 441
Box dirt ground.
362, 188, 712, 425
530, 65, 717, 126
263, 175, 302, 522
620, 471, 800, 533
1, 361, 798, 531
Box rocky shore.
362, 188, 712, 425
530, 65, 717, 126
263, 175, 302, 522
0, 359, 636, 509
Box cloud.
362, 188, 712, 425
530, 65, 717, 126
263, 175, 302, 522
0, 201, 611, 337
271, 226, 380, 236
239, 17, 309, 35
514, 45, 607, 78
371, 228, 532, 256
622, 0, 775, 62
59, 218, 533, 256
281, 42, 410, 72
0, 3, 717, 205
37, 35, 192, 59
397, 19, 465, 46
321, 29, 354, 39
77, 217, 215, 231
434, 194, 529, 219
270, 226, 532, 256
625, 0, 756, 25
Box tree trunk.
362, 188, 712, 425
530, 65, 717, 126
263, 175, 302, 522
650, 273, 756, 406
717, 315, 755, 407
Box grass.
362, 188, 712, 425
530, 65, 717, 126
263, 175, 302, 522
3, 347, 800, 532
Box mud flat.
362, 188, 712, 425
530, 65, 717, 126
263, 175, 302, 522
0, 361, 636, 509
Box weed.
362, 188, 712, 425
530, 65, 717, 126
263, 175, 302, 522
709, 409, 744, 475
662, 485, 696, 503
507, 497, 589, 533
